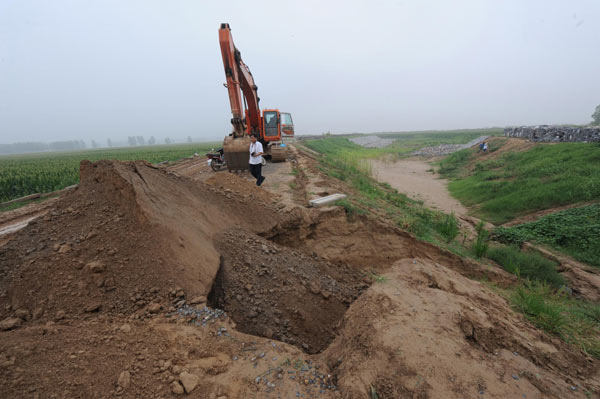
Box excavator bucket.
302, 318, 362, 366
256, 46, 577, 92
269, 145, 288, 162
223, 136, 251, 172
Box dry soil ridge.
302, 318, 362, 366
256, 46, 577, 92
0, 154, 597, 398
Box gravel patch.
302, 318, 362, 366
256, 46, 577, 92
412, 136, 489, 157
349, 135, 395, 148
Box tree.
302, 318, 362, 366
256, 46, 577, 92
128, 136, 137, 146
107, 138, 113, 147
136, 136, 145, 146
187, 136, 192, 143
592, 104, 600, 126
164, 137, 172, 145
148, 136, 156, 145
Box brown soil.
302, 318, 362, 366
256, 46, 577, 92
0, 151, 598, 399
371, 159, 468, 217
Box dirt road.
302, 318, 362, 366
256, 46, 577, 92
371, 158, 468, 216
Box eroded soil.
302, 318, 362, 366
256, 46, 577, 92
0, 147, 598, 399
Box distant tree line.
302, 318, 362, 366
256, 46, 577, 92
0, 140, 86, 155
0, 135, 187, 155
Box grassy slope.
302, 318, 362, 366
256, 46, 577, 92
493, 205, 600, 267
304, 133, 599, 359
440, 141, 600, 224
0, 143, 219, 203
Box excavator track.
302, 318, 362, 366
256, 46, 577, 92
269, 145, 288, 162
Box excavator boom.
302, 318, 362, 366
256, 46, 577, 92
218, 23, 294, 171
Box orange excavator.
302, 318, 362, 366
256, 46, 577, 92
218, 23, 295, 171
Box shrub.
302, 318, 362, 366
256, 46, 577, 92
487, 244, 564, 287
512, 282, 566, 335
435, 212, 460, 243
472, 221, 489, 258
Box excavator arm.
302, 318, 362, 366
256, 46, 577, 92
218, 23, 261, 138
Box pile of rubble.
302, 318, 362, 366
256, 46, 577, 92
505, 125, 600, 142
349, 135, 395, 148
412, 136, 488, 157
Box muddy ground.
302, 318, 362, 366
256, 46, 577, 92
0, 146, 599, 398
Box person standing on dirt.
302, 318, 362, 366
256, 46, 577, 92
249, 134, 266, 186
483, 142, 489, 153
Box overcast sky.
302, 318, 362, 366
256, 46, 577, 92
1, 0, 599, 144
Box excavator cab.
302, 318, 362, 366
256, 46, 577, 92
263, 110, 280, 140
261, 110, 295, 142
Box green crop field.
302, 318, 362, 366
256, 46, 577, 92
0, 143, 219, 203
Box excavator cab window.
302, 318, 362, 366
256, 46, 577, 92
281, 112, 294, 136
264, 111, 279, 137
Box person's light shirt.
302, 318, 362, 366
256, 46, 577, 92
249, 141, 264, 165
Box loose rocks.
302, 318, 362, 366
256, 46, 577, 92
179, 371, 199, 393
0, 317, 22, 331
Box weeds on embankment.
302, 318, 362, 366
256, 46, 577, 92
511, 282, 600, 358
304, 139, 466, 247
304, 135, 600, 359
438, 141, 600, 224
493, 204, 600, 267
487, 245, 564, 287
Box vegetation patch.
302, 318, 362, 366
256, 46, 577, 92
0, 143, 219, 203
511, 282, 600, 358
493, 204, 600, 267
487, 244, 564, 287
438, 141, 600, 224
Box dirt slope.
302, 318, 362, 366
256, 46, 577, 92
0, 155, 598, 399
0, 159, 277, 322
326, 258, 599, 398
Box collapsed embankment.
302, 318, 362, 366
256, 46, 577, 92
0, 158, 598, 399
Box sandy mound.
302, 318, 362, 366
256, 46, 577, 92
0, 160, 278, 322
0, 155, 598, 399
326, 258, 600, 398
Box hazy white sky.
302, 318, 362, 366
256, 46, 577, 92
1, 0, 599, 144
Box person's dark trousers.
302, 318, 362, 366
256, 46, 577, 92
249, 163, 264, 186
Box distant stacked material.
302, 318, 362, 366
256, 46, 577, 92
349, 135, 395, 148
504, 126, 600, 142
412, 136, 489, 157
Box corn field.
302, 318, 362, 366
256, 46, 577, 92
0, 143, 218, 203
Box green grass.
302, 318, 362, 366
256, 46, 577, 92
472, 221, 489, 259
487, 244, 564, 287
493, 204, 600, 267
439, 142, 600, 224
303, 134, 600, 359
435, 212, 460, 243
0, 143, 219, 203
302, 136, 482, 250
511, 282, 600, 358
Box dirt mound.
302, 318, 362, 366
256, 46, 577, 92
326, 258, 599, 399
209, 228, 368, 354
262, 207, 516, 286
0, 160, 278, 323
1, 152, 598, 399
